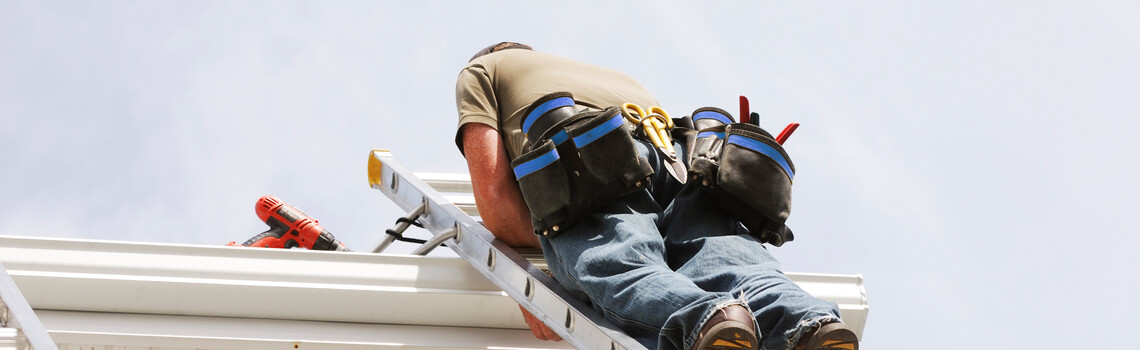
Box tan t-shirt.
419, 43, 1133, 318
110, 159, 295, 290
455, 49, 658, 160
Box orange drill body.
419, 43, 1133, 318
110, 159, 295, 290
229, 195, 350, 251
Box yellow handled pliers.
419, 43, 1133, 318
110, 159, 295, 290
621, 103, 677, 157
621, 103, 687, 183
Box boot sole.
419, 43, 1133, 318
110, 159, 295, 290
802, 322, 858, 350
694, 320, 757, 350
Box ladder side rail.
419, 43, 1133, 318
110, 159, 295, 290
1, 261, 58, 350
369, 151, 646, 350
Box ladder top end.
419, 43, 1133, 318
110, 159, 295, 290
368, 150, 393, 187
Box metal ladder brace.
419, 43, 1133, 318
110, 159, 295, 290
1, 261, 57, 350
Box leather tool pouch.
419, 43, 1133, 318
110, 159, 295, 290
513, 98, 653, 237
568, 107, 649, 189
689, 123, 726, 187
512, 139, 571, 229
683, 106, 797, 246
687, 107, 733, 187
714, 123, 796, 246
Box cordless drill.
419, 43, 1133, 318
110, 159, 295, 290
227, 195, 351, 251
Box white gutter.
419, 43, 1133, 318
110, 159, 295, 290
0, 233, 866, 348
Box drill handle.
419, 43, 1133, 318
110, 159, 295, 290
239, 222, 291, 248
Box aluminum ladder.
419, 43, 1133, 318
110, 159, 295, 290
367, 150, 643, 350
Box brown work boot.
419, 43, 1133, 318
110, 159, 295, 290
692, 304, 758, 350
797, 322, 859, 350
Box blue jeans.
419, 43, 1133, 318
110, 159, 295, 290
539, 140, 840, 350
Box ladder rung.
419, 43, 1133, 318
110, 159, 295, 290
441, 194, 480, 217
417, 172, 473, 193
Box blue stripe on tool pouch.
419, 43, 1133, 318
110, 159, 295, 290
572, 114, 624, 148
523, 96, 575, 134
693, 110, 733, 124
697, 131, 725, 139
550, 130, 569, 145
513, 148, 560, 179
726, 135, 795, 180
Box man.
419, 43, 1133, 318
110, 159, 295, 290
455, 42, 858, 350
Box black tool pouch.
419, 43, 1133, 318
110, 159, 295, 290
522, 92, 579, 150
511, 139, 572, 232
715, 123, 796, 246
567, 107, 651, 188
512, 99, 653, 236
689, 124, 727, 187
686, 107, 734, 187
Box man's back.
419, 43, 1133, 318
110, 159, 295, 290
456, 49, 658, 159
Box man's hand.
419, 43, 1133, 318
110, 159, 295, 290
519, 304, 563, 341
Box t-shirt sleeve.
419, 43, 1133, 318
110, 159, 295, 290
454, 64, 499, 156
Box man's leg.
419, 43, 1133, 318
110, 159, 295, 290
539, 139, 746, 350
661, 185, 842, 350
540, 189, 742, 350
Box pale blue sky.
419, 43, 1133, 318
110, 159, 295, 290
3, 1, 1138, 349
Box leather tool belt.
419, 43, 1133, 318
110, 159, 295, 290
512, 92, 654, 236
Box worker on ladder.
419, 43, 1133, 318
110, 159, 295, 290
454, 42, 858, 350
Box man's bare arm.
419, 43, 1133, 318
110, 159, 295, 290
460, 123, 541, 249
461, 123, 560, 341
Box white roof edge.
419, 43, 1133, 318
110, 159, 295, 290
1, 234, 867, 347
0, 235, 519, 328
